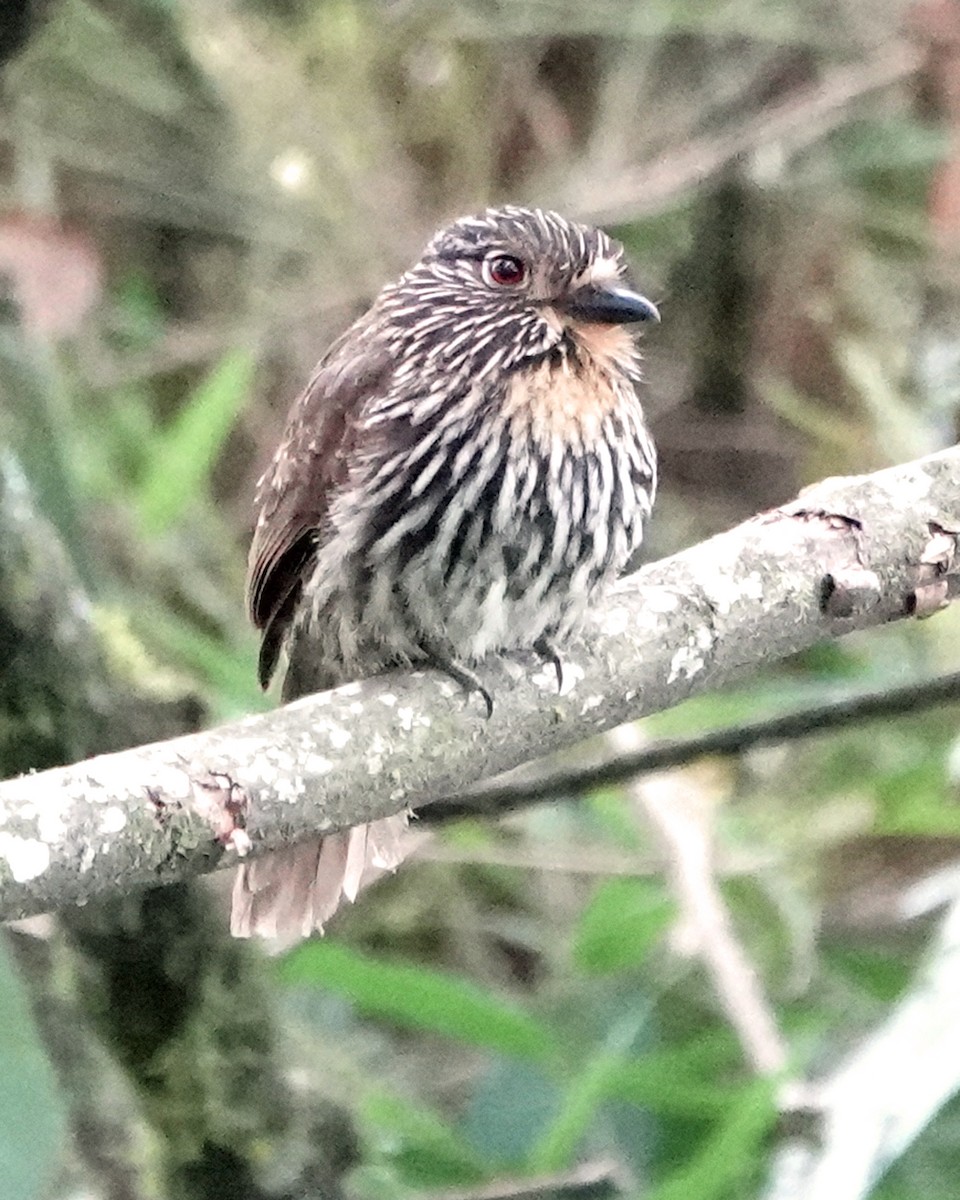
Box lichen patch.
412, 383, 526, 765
0, 834, 51, 882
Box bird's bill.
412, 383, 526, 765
561, 284, 660, 325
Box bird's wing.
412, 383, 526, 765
246, 317, 392, 688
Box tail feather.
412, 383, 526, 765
230, 813, 409, 946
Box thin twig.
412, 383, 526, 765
613, 721, 789, 1077
423, 1159, 624, 1200
428, 669, 960, 824
415, 840, 771, 878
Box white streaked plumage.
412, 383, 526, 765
235, 206, 658, 944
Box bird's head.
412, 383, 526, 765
379, 206, 659, 382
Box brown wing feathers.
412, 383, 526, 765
251, 530, 316, 689
246, 324, 390, 689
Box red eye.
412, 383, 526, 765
482, 254, 526, 287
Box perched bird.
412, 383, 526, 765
231, 206, 659, 942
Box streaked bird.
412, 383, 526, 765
232, 206, 659, 942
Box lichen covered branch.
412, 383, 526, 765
0, 446, 957, 922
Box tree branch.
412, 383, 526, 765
0, 447, 958, 922
763, 890, 960, 1200
632, 762, 790, 1078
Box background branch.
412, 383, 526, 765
569, 40, 923, 224
429, 667, 960, 823
633, 762, 790, 1078
763, 890, 960, 1200
0, 446, 958, 924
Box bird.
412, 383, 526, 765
230, 205, 659, 943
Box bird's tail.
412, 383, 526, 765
229, 813, 409, 947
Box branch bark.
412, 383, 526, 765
1, 447, 958, 923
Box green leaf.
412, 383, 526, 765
573, 878, 674, 975
874, 762, 956, 835
824, 944, 913, 1003
529, 1010, 648, 1172
833, 117, 947, 176
129, 602, 267, 718
648, 1079, 778, 1200
608, 1058, 739, 1119
281, 941, 555, 1064
361, 1089, 486, 1187
0, 941, 67, 1200
586, 788, 645, 849
136, 349, 253, 535
24, 0, 191, 119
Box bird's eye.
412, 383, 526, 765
482, 254, 527, 288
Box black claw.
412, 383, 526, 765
420, 639, 494, 718
534, 636, 564, 694
445, 662, 495, 719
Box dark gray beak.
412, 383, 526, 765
563, 284, 660, 326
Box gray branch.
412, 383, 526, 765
763, 889, 960, 1200
0, 446, 958, 922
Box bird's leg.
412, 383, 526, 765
533, 635, 564, 694
419, 636, 494, 718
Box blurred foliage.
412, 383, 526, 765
0, 938, 65, 1200
1, 0, 960, 1198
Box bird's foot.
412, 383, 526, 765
420, 639, 494, 718
533, 635, 564, 694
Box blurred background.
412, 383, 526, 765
2, 1, 960, 1198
